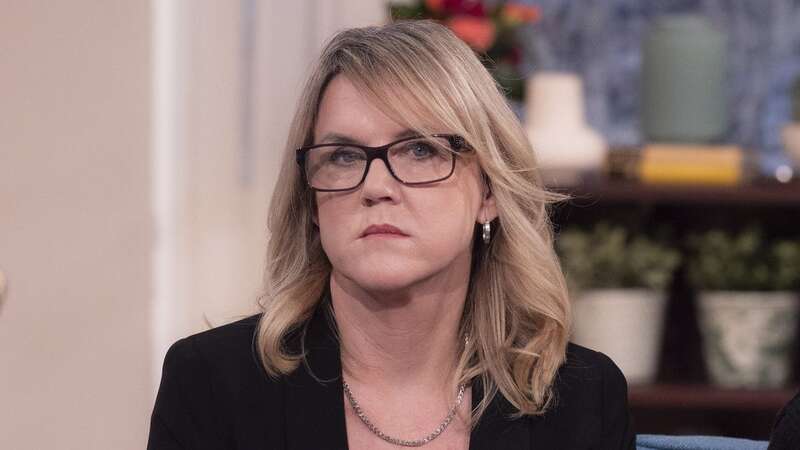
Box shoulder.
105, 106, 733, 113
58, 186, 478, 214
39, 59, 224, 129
155, 313, 277, 417
162, 314, 268, 392
149, 315, 283, 449
167, 314, 262, 363
535, 343, 635, 449
551, 342, 628, 409
558, 343, 627, 387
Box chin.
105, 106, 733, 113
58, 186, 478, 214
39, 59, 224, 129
333, 261, 433, 295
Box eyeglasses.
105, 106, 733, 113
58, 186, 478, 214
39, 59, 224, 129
295, 134, 470, 192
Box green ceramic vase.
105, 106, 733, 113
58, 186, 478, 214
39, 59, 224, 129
642, 15, 727, 143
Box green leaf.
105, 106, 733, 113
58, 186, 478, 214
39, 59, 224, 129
687, 227, 800, 291
556, 223, 680, 291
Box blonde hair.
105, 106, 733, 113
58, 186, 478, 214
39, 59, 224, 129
257, 20, 571, 423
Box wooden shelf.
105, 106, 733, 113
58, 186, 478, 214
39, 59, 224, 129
629, 384, 798, 411
547, 176, 800, 439
548, 178, 800, 207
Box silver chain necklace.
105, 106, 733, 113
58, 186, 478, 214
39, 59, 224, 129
342, 379, 467, 447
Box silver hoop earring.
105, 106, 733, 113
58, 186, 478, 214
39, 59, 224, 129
482, 221, 491, 244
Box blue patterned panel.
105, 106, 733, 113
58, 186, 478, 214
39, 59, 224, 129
514, 0, 800, 174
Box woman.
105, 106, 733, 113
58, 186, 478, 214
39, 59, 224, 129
148, 20, 635, 450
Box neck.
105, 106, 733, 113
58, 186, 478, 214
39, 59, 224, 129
330, 269, 469, 392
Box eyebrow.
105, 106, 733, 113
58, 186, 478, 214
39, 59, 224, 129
317, 129, 419, 145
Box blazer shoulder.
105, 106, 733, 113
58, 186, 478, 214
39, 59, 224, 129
149, 314, 280, 449
547, 343, 629, 423
161, 314, 270, 392
543, 343, 634, 449
560, 342, 626, 383
181, 313, 262, 357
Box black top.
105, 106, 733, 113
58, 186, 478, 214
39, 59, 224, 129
147, 301, 636, 450
769, 389, 800, 450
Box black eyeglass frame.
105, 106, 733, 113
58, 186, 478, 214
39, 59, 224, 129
295, 134, 470, 192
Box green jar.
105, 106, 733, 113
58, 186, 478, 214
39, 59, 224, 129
642, 15, 727, 143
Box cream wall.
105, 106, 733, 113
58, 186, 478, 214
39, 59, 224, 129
0, 1, 153, 449
0, 1, 386, 449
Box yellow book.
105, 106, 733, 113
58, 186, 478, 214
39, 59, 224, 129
642, 144, 742, 164
638, 161, 742, 186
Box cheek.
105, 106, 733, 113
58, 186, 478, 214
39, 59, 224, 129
316, 194, 351, 254
422, 195, 476, 247
406, 181, 482, 261
438, 163, 485, 238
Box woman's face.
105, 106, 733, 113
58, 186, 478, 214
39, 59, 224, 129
313, 75, 496, 294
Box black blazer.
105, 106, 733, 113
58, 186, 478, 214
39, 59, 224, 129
147, 300, 636, 450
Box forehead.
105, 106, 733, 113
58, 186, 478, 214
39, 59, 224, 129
314, 76, 402, 144
313, 75, 444, 145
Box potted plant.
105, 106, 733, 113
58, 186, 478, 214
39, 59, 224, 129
688, 227, 800, 389
782, 74, 800, 167
556, 223, 680, 384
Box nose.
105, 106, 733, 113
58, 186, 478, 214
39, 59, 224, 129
359, 158, 399, 205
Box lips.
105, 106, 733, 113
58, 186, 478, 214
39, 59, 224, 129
361, 223, 408, 238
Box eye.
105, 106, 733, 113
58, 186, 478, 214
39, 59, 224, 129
327, 147, 364, 165
402, 140, 441, 159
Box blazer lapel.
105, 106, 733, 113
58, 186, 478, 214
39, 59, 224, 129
469, 378, 533, 450
283, 301, 349, 450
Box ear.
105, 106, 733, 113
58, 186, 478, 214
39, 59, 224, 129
477, 180, 498, 224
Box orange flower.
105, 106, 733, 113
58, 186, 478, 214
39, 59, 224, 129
445, 16, 496, 53
425, 0, 445, 13
501, 2, 541, 25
